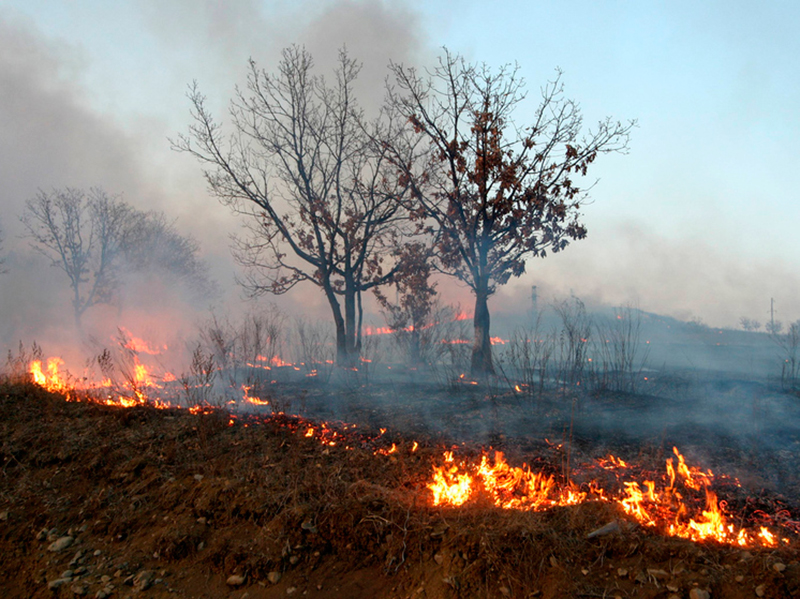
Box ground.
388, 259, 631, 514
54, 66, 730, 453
2, 379, 800, 598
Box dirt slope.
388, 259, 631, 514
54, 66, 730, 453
1, 382, 799, 599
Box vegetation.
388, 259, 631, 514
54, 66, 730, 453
384, 50, 634, 375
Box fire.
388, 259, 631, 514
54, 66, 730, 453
426, 447, 781, 548
29, 358, 68, 393
119, 327, 167, 355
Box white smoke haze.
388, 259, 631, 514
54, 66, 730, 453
0, 0, 797, 384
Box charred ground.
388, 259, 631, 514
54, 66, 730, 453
2, 378, 800, 598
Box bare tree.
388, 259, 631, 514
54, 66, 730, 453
21, 187, 212, 329
386, 50, 634, 375
21, 188, 131, 329
740, 317, 762, 332
121, 211, 212, 295
173, 47, 420, 366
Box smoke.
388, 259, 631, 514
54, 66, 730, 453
497, 220, 800, 330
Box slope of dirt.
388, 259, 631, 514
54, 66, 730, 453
2, 381, 800, 599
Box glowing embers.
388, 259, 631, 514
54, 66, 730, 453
427, 447, 781, 548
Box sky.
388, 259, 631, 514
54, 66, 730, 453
1, 0, 799, 339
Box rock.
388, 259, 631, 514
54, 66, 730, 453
499, 586, 511, 597
48, 536, 74, 552
134, 570, 156, 591
647, 568, 669, 580
689, 589, 710, 599
194, 474, 204, 481
286, 587, 297, 595
36, 528, 48, 541
289, 556, 300, 565
0, 510, 8, 521
617, 567, 628, 578
268, 572, 282, 584
95, 587, 113, 599
71, 584, 88, 596
47, 578, 71, 590
755, 584, 766, 597
226, 574, 246, 587
587, 520, 620, 539
634, 571, 647, 584
93, 550, 102, 557
666, 582, 679, 592
59, 569, 74, 580
581, 569, 589, 576
774, 562, 786, 572
100, 575, 112, 584
433, 552, 444, 565
47, 528, 60, 542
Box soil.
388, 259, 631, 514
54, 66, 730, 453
2, 380, 800, 599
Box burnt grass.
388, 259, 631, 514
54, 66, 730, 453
2, 378, 800, 599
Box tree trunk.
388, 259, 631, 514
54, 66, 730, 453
471, 286, 494, 375
323, 283, 354, 368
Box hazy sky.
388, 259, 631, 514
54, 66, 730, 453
2, 0, 799, 330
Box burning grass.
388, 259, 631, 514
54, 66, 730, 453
3, 371, 800, 597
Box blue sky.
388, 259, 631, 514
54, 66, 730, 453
2, 0, 799, 329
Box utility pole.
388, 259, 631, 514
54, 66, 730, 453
771, 298, 775, 332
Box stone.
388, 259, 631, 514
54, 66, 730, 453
268, 571, 282, 584
499, 586, 511, 597
755, 584, 766, 597
734, 575, 744, 583
773, 562, 786, 572
93, 550, 102, 557
226, 574, 246, 587
48, 536, 74, 552
689, 589, 710, 599
0, 510, 8, 521
647, 568, 669, 580
59, 570, 74, 580
286, 587, 297, 595
47, 578, 71, 590
194, 474, 204, 481
433, 553, 444, 565
617, 567, 628, 577
134, 570, 156, 591
666, 582, 679, 592
289, 556, 300, 565
71, 584, 88, 596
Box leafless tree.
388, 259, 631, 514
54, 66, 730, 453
21, 188, 132, 329
173, 46, 421, 366
121, 211, 212, 295
385, 50, 634, 375
21, 187, 211, 329
740, 317, 762, 332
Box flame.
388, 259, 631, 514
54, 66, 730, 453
426, 447, 780, 548
119, 327, 167, 355
30, 358, 67, 392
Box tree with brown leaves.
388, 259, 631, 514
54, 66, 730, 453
174, 47, 420, 366
386, 51, 634, 375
